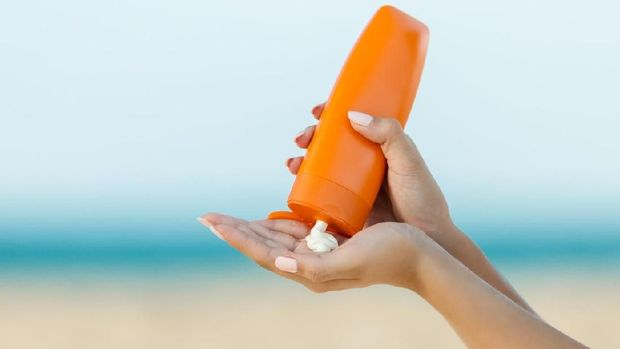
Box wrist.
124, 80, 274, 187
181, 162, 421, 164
404, 234, 457, 299
401, 225, 437, 293
431, 219, 462, 240
406, 214, 459, 242
425, 221, 477, 259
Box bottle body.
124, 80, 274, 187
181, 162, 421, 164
270, 6, 429, 236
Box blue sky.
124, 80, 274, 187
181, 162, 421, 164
1, 0, 619, 242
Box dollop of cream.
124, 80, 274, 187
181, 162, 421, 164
305, 220, 338, 253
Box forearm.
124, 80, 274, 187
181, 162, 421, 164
430, 224, 536, 315
409, 236, 586, 349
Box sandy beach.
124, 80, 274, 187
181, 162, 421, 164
1, 268, 617, 349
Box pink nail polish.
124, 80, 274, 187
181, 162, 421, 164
196, 217, 224, 240
311, 105, 321, 115
347, 111, 373, 126
209, 225, 224, 240
196, 216, 210, 227
294, 130, 304, 143
275, 256, 297, 273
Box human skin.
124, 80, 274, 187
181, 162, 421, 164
198, 104, 587, 348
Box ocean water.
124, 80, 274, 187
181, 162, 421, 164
2, 195, 619, 282
1, 226, 619, 281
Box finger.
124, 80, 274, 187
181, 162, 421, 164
272, 260, 363, 293
236, 224, 281, 249
199, 212, 247, 228
255, 219, 310, 239
276, 249, 360, 283
247, 221, 297, 250
197, 212, 248, 241
285, 156, 304, 175
365, 181, 396, 227
311, 103, 325, 120
294, 125, 316, 149
347, 111, 426, 176
215, 223, 286, 270
293, 251, 359, 283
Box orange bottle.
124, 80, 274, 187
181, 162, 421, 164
268, 6, 429, 237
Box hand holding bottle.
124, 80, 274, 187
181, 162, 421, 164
289, 103, 458, 248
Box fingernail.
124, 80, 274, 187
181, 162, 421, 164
275, 256, 297, 273
311, 104, 321, 115
196, 217, 224, 240
209, 225, 224, 240
294, 130, 304, 143
196, 216, 209, 226
348, 111, 373, 126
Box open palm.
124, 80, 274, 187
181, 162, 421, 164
199, 213, 347, 290
199, 213, 422, 292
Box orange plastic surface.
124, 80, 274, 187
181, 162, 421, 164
268, 5, 429, 236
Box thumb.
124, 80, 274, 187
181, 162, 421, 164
347, 111, 425, 175
275, 249, 358, 283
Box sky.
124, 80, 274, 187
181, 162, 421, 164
1, 0, 619, 243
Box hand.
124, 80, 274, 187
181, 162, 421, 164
196, 217, 585, 349
198, 213, 428, 292
289, 103, 455, 238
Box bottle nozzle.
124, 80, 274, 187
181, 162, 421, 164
313, 220, 328, 233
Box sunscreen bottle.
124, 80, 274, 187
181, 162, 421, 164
269, 6, 429, 237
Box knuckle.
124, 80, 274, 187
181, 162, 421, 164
380, 119, 407, 152
383, 118, 403, 137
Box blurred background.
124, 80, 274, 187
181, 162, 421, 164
1, 0, 619, 348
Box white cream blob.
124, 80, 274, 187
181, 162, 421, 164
305, 220, 338, 253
